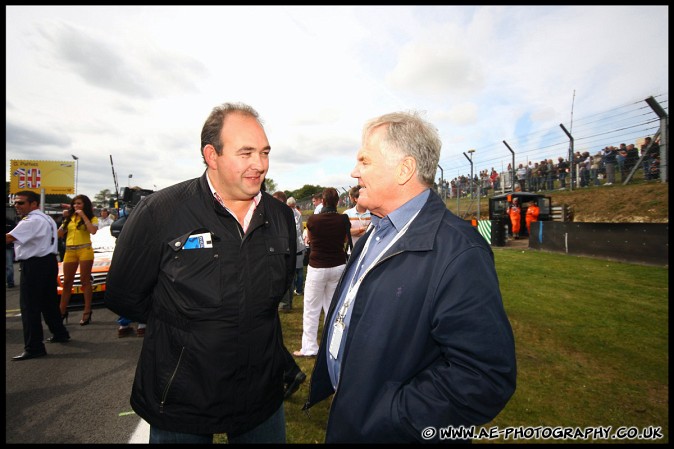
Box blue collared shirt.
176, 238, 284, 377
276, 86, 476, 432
326, 188, 430, 389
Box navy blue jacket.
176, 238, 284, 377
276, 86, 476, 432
305, 191, 516, 443
105, 172, 296, 436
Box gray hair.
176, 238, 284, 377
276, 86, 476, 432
286, 197, 297, 207
362, 110, 441, 186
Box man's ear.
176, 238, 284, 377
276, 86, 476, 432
203, 144, 219, 169
396, 156, 417, 185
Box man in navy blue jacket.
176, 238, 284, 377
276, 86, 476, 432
304, 110, 517, 443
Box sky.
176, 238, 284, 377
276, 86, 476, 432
6, 5, 669, 201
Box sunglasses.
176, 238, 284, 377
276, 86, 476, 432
14, 201, 26, 205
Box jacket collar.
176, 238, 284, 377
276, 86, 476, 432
360, 190, 446, 255
394, 190, 445, 252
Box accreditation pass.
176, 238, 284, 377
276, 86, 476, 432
184, 232, 213, 249
329, 320, 344, 359
329, 287, 356, 359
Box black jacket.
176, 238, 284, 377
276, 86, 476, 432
105, 172, 296, 435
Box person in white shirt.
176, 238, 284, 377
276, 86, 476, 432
305, 192, 323, 247
286, 196, 306, 296
97, 208, 115, 228
6, 190, 71, 360
516, 163, 527, 191
311, 192, 323, 214
342, 186, 371, 252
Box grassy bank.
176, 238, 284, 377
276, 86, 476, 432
444, 179, 669, 223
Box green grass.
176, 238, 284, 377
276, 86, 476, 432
486, 249, 668, 444
218, 249, 669, 444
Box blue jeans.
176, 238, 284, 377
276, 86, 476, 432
6, 248, 15, 286
294, 267, 304, 293
149, 404, 285, 444
590, 168, 600, 186
558, 172, 567, 188
643, 159, 652, 179
117, 316, 132, 327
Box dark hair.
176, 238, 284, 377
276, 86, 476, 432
14, 190, 40, 205
349, 185, 361, 200
272, 191, 287, 203
200, 102, 263, 166
64, 194, 95, 230
322, 188, 339, 208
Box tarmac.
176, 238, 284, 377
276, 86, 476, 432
5, 261, 150, 444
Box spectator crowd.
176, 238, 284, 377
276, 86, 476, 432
436, 136, 661, 198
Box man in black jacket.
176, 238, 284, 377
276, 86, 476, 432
105, 102, 296, 443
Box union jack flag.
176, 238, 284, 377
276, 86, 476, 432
14, 167, 41, 188
26, 168, 41, 188
14, 168, 26, 188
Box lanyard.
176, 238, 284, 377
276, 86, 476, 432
335, 210, 420, 324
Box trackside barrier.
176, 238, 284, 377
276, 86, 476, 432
551, 204, 572, 222
528, 221, 668, 267
473, 219, 507, 247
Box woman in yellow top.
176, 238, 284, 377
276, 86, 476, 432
57, 195, 98, 325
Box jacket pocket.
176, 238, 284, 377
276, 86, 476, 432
165, 230, 221, 308
158, 346, 185, 414
265, 236, 290, 297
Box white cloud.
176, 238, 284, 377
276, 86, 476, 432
6, 5, 668, 198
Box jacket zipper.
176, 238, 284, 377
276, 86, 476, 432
160, 346, 185, 413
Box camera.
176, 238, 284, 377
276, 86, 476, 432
110, 187, 154, 238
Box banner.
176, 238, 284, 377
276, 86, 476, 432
9, 160, 75, 194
